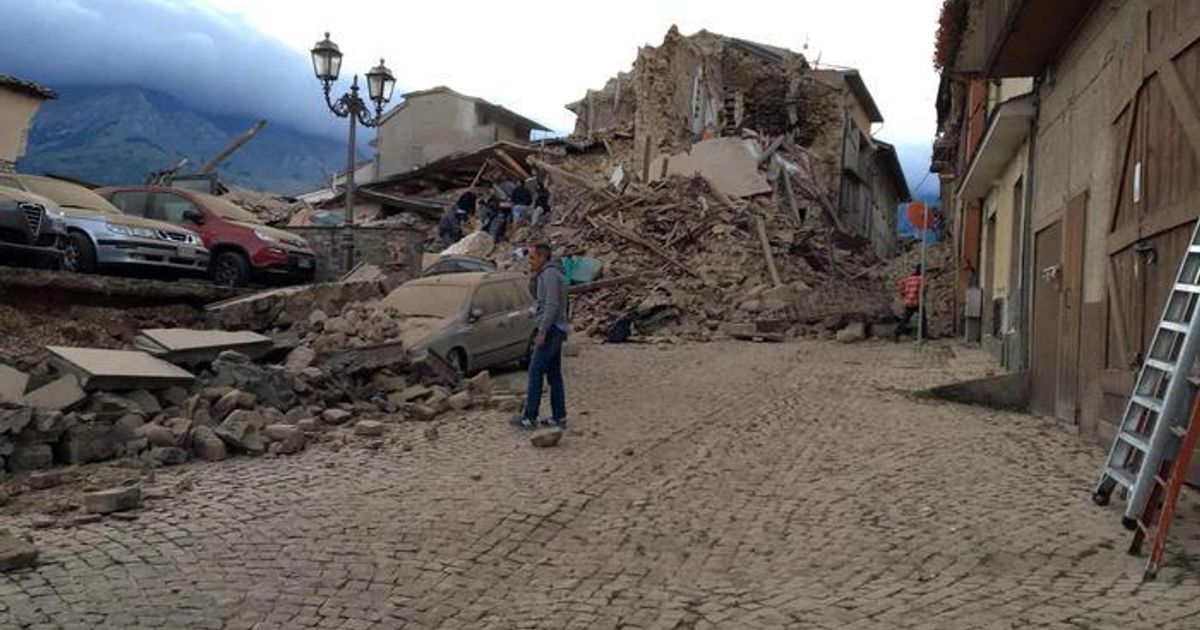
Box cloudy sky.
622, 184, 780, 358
2, 0, 942, 196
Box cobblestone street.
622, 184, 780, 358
4, 339, 1200, 629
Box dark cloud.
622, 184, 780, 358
0, 0, 348, 140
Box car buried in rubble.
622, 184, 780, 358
382, 271, 536, 375
0, 186, 67, 269
0, 174, 209, 277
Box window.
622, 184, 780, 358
503, 279, 533, 309
471, 284, 510, 317
150, 192, 200, 224
109, 191, 150, 217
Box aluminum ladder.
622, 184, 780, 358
1093, 219, 1200, 526
1126, 390, 1200, 581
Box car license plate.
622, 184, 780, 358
177, 246, 190, 257
298, 257, 313, 269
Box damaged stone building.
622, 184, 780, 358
568, 27, 910, 258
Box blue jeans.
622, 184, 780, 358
523, 327, 567, 422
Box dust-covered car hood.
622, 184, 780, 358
233, 221, 311, 250
0, 186, 57, 207
62, 206, 196, 236
400, 316, 455, 350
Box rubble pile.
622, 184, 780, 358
221, 187, 309, 227
0, 303, 201, 371
500, 136, 896, 341
0, 315, 511, 483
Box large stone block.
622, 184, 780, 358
57, 422, 115, 465
7, 444, 52, 472
82, 486, 141, 514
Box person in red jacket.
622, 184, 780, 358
895, 265, 929, 340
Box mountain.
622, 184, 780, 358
18, 85, 363, 196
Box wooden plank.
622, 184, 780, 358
493, 148, 531, 181
1160, 60, 1200, 155
1098, 369, 1136, 396
641, 136, 652, 183
1108, 188, 1200, 254
1106, 258, 1133, 369
757, 135, 787, 168
529, 158, 618, 200
586, 215, 700, 278
755, 215, 783, 287
1110, 94, 1141, 234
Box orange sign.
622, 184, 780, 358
907, 202, 932, 230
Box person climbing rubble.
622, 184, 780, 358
438, 192, 477, 248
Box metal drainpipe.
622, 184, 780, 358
1016, 80, 1042, 372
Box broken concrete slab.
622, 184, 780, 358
649, 137, 772, 198
22, 375, 87, 412
0, 407, 33, 436
134, 328, 273, 364
0, 364, 29, 406
205, 280, 389, 332
0, 534, 38, 572
82, 486, 141, 514
46, 347, 196, 391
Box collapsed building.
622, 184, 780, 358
566, 27, 910, 259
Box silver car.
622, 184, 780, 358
383, 271, 536, 374
0, 174, 209, 276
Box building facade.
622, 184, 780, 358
0, 75, 55, 173
934, 0, 1200, 450
374, 87, 547, 180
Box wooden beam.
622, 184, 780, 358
469, 158, 491, 188
757, 135, 787, 168
529, 158, 618, 200
1160, 60, 1200, 155
1106, 258, 1132, 369
587, 215, 700, 278
641, 136, 652, 183
1110, 92, 1140, 234
756, 215, 783, 287
1107, 188, 1200, 254
493, 148, 531, 181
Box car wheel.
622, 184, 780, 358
212, 251, 251, 287
448, 348, 469, 377
62, 232, 97, 274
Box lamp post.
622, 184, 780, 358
310, 32, 395, 270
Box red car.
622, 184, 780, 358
97, 186, 316, 287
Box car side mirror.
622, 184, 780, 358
468, 308, 484, 322
183, 209, 205, 224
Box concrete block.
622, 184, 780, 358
0, 364, 29, 406
22, 375, 86, 412
82, 486, 141, 514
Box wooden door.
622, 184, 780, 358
1107, 0, 1200, 378
1057, 193, 1088, 422
983, 213, 997, 337
1032, 221, 1062, 417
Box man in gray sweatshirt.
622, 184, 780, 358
517, 242, 569, 429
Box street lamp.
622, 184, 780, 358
311, 32, 395, 268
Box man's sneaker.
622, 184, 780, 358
511, 416, 538, 430
546, 417, 568, 429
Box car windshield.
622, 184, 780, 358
25, 178, 120, 214
193, 192, 261, 224
382, 284, 471, 319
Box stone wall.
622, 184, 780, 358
287, 226, 425, 282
